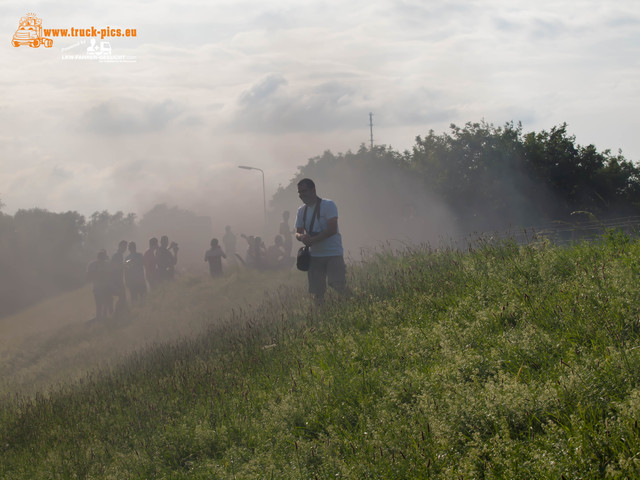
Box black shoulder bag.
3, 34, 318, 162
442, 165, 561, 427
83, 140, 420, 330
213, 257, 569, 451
296, 199, 321, 271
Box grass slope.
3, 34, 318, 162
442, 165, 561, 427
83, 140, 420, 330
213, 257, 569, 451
2, 233, 640, 479
0, 267, 299, 395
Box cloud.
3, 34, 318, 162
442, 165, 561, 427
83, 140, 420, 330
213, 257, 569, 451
51, 165, 74, 180
238, 73, 287, 105
230, 71, 462, 135
230, 74, 365, 133
1, 0, 640, 221
81, 99, 183, 135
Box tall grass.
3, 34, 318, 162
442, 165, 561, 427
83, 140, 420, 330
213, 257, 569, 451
0, 267, 300, 395
2, 232, 640, 478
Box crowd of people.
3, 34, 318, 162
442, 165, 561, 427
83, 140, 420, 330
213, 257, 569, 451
212, 211, 296, 274
85, 211, 296, 321
86, 235, 178, 321
87, 178, 348, 319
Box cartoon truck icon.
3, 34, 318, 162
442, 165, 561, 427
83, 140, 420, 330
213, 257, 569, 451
87, 38, 112, 56
100, 42, 112, 55
12, 14, 53, 48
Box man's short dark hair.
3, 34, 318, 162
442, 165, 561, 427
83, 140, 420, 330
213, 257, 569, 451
297, 178, 315, 190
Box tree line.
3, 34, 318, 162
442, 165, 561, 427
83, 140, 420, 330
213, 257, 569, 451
271, 121, 640, 237
407, 121, 640, 230
2, 120, 638, 317
0, 204, 210, 318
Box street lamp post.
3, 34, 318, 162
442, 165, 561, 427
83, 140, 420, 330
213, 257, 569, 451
238, 165, 267, 226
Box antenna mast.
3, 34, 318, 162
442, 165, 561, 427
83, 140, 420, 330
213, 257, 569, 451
369, 112, 374, 149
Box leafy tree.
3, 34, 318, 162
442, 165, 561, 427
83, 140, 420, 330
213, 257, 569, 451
274, 120, 640, 242
270, 145, 460, 252
0, 208, 141, 318
406, 121, 640, 230
84, 210, 137, 256
522, 123, 640, 220
408, 121, 538, 230
0, 209, 87, 316
138, 204, 212, 269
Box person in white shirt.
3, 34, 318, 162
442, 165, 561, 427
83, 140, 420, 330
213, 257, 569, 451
295, 178, 346, 303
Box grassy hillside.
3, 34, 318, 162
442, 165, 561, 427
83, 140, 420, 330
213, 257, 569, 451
2, 233, 640, 479
0, 267, 300, 395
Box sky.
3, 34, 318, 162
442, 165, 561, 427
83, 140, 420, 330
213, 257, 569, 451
1, 0, 639, 233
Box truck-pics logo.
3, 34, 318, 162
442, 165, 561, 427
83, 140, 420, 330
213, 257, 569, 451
11, 13, 138, 62
12, 13, 53, 48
